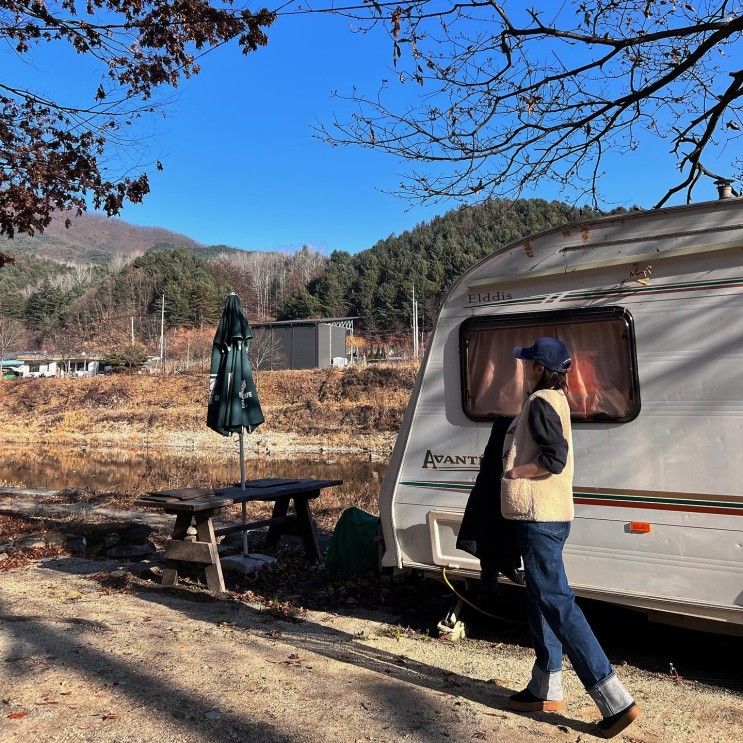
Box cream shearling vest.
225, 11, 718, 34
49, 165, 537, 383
501, 388, 574, 522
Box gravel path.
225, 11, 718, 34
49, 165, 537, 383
1, 558, 741, 743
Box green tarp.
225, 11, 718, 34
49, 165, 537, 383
325, 507, 381, 578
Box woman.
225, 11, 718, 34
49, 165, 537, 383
501, 337, 640, 739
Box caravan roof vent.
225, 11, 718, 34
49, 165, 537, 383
715, 178, 734, 199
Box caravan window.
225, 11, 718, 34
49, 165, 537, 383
460, 307, 640, 422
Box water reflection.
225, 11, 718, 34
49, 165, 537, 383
0, 445, 387, 497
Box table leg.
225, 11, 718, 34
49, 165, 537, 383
294, 493, 322, 564
264, 495, 290, 552
162, 512, 193, 587
195, 512, 226, 596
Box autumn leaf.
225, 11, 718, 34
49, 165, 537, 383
7, 710, 29, 719
392, 8, 401, 39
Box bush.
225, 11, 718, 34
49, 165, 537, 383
101, 344, 149, 373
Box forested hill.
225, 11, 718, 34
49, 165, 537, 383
0, 245, 326, 352
0, 198, 627, 358
277, 198, 615, 333
0, 212, 327, 346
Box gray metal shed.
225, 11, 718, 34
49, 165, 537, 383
251, 317, 358, 370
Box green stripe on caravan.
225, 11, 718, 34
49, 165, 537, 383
573, 491, 743, 509
400, 481, 743, 510
402, 480, 473, 489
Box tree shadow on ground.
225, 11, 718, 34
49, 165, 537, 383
125, 581, 600, 738
459, 584, 743, 694
1, 563, 596, 742
39, 547, 743, 698
0, 598, 291, 742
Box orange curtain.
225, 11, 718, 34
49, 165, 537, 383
465, 319, 632, 419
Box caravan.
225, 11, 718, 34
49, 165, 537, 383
379, 197, 743, 632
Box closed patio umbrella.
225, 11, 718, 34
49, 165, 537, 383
207, 293, 264, 555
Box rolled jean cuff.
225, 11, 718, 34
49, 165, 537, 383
526, 663, 563, 701
587, 672, 634, 717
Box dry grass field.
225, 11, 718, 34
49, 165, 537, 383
0, 364, 417, 455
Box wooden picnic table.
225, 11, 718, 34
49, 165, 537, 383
136, 478, 342, 595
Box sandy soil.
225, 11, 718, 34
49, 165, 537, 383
2, 557, 742, 743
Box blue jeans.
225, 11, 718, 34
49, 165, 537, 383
514, 520, 633, 715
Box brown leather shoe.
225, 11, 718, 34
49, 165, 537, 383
596, 702, 641, 738
507, 689, 566, 713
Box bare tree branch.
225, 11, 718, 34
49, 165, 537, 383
0, 1, 276, 238
319, 0, 743, 205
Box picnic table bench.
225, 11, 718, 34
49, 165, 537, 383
136, 478, 342, 595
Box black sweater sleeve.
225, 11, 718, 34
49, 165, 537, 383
528, 397, 568, 474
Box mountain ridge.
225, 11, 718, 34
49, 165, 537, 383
0, 211, 252, 265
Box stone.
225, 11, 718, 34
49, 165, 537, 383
109, 569, 127, 579
220, 554, 277, 575
103, 532, 121, 548
218, 542, 239, 556
15, 535, 47, 549
124, 524, 153, 544
43, 532, 68, 547
128, 561, 163, 579
65, 535, 87, 553
0, 553, 8, 562
106, 542, 156, 560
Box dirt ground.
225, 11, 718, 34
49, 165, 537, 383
2, 556, 742, 743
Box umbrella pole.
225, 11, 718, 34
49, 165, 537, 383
239, 428, 248, 556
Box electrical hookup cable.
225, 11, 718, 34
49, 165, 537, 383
441, 567, 519, 625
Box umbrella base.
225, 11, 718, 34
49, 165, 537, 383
220, 553, 276, 575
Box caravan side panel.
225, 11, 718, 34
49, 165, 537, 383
385, 224, 743, 626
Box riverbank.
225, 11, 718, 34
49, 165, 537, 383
0, 364, 417, 456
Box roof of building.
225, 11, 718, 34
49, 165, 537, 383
251, 316, 360, 329
14, 352, 102, 362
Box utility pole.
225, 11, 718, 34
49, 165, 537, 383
419, 286, 424, 353
412, 284, 419, 359
159, 292, 165, 363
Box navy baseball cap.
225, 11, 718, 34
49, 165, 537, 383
513, 337, 572, 372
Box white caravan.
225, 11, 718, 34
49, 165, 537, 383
379, 197, 743, 632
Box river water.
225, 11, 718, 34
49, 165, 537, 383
0, 444, 387, 499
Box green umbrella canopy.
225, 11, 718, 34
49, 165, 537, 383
207, 294, 264, 436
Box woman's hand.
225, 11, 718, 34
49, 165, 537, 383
504, 462, 550, 480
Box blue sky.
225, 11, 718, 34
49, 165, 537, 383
3, 8, 731, 254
